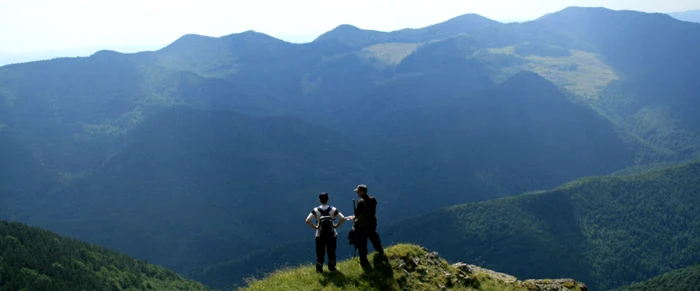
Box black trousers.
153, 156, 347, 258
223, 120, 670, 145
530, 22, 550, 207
356, 227, 384, 265
315, 235, 337, 271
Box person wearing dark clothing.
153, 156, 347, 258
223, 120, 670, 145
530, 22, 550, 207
305, 192, 346, 273
347, 184, 384, 266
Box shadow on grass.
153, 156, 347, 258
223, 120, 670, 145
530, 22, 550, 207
359, 254, 395, 289
319, 270, 348, 287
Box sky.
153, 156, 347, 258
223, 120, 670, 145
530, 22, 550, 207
0, 0, 698, 56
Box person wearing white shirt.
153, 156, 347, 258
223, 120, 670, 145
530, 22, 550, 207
305, 192, 346, 273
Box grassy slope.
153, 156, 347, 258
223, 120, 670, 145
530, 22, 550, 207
243, 244, 586, 291
483, 45, 618, 98
384, 161, 700, 291
0, 221, 208, 291
615, 264, 700, 291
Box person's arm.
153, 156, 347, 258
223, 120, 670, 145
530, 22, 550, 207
334, 210, 346, 228
305, 212, 318, 230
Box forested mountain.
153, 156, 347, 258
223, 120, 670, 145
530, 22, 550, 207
0, 131, 54, 219
1, 5, 700, 286
615, 264, 700, 291
0, 220, 208, 290
27, 105, 371, 272
384, 160, 700, 291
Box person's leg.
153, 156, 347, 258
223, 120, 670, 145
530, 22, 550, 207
328, 236, 337, 271
315, 236, 325, 273
368, 229, 384, 255
356, 229, 370, 265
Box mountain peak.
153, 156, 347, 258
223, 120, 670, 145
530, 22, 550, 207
442, 13, 502, 26
242, 244, 587, 290
90, 49, 123, 57
313, 24, 385, 46
160, 34, 218, 53
331, 24, 363, 32
225, 29, 277, 39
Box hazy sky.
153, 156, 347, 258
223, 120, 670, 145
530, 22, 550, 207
1, 0, 698, 54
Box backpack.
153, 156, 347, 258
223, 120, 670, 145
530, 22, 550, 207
317, 207, 335, 238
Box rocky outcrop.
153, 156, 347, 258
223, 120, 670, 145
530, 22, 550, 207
393, 247, 587, 291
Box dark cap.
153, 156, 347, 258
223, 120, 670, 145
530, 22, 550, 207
354, 184, 367, 192
319, 192, 329, 200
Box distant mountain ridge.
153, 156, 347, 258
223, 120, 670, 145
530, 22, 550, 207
669, 10, 700, 23
314, 13, 502, 47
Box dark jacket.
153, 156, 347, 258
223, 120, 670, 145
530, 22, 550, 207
354, 195, 377, 230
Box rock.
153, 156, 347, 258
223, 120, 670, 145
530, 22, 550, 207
412, 256, 420, 266
469, 265, 517, 283
444, 272, 452, 279
452, 262, 472, 274
425, 251, 440, 260
579, 283, 588, 291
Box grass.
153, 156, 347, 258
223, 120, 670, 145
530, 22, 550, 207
241, 244, 581, 291
362, 43, 422, 66
242, 244, 414, 291
485, 46, 619, 98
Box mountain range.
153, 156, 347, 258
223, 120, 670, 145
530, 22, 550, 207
1, 6, 700, 291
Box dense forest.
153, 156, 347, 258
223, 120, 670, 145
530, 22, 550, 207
615, 264, 700, 291
0, 221, 208, 290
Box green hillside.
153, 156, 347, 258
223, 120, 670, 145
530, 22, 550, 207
615, 264, 700, 291
243, 244, 587, 291
0, 221, 207, 291
384, 160, 700, 291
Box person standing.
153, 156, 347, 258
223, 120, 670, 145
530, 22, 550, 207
346, 184, 384, 267
305, 192, 346, 273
